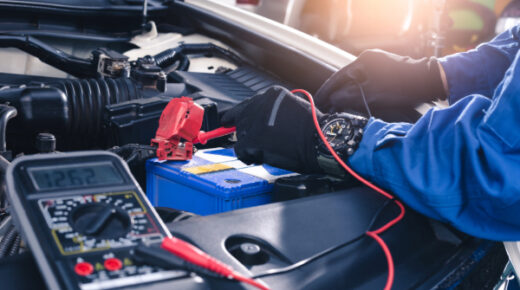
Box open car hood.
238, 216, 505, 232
0, 0, 167, 10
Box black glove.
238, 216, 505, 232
315, 49, 446, 122
221, 86, 324, 174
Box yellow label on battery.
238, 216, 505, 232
183, 163, 233, 175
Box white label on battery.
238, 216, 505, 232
238, 166, 298, 183
222, 160, 249, 169
195, 149, 237, 163
194, 148, 299, 182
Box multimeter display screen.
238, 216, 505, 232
28, 162, 123, 191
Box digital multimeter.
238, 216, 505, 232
6, 151, 185, 290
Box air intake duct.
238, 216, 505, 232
0, 77, 160, 150
50, 77, 143, 140
0, 76, 219, 152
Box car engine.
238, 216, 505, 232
0, 1, 508, 290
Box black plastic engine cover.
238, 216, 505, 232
167, 187, 491, 290
169, 66, 283, 112
0, 187, 503, 289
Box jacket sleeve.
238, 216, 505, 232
439, 25, 520, 104
348, 50, 520, 241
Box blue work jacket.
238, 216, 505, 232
349, 26, 520, 241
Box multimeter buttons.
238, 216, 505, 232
104, 258, 123, 271
74, 262, 94, 276
70, 203, 131, 239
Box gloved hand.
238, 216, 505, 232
221, 86, 324, 173
315, 49, 447, 122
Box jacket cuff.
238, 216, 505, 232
438, 54, 491, 105
347, 117, 382, 181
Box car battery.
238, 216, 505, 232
146, 148, 296, 215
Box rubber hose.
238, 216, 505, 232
153, 43, 244, 70
0, 105, 16, 152
0, 155, 10, 209
0, 226, 17, 258
154, 49, 190, 70
0, 34, 96, 78
7, 234, 21, 256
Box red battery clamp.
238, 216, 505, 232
151, 97, 236, 161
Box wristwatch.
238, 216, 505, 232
316, 113, 367, 176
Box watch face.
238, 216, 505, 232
321, 118, 353, 152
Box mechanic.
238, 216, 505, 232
221, 25, 520, 241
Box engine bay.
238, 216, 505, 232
0, 1, 508, 289
0, 31, 282, 151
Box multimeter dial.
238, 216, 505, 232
70, 203, 130, 239
39, 192, 161, 255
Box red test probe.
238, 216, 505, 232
161, 236, 269, 290
193, 127, 236, 145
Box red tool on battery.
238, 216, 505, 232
151, 97, 236, 161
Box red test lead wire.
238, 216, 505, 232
291, 89, 406, 290
158, 89, 402, 290
161, 236, 269, 290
